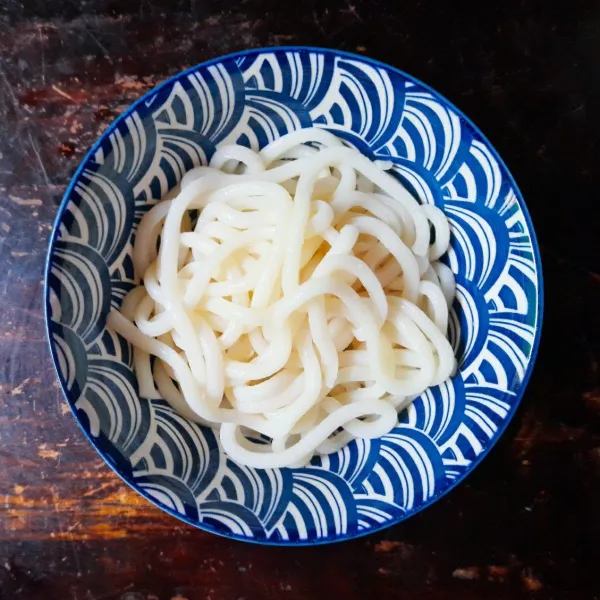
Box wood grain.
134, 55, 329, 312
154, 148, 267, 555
1, 0, 599, 598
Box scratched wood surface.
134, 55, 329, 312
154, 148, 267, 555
1, 0, 599, 598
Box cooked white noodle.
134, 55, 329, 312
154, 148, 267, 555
107, 128, 456, 469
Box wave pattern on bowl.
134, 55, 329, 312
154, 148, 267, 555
47, 48, 541, 544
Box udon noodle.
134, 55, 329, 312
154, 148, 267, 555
107, 128, 456, 469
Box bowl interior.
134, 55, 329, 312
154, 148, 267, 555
46, 47, 542, 545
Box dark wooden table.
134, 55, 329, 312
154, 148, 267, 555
1, 1, 599, 598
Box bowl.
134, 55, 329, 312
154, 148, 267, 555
45, 46, 543, 545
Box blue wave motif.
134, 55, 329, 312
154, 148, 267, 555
443, 137, 513, 210
275, 468, 357, 542
210, 459, 290, 533
315, 438, 378, 491
142, 404, 221, 497
110, 276, 136, 309
89, 326, 133, 368
93, 111, 158, 191
361, 429, 444, 511
405, 377, 466, 447
49, 240, 111, 345
452, 281, 488, 371
446, 201, 510, 293
238, 51, 336, 111
199, 500, 266, 538
135, 65, 246, 201
77, 357, 151, 459
137, 473, 199, 520
354, 496, 406, 531
229, 92, 312, 150
387, 158, 444, 206
50, 322, 88, 401
464, 384, 512, 442
59, 168, 135, 266
311, 58, 404, 150
440, 420, 487, 471
147, 131, 215, 200
46, 48, 542, 544
390, 86, 467, 183
152, 64, 245, 142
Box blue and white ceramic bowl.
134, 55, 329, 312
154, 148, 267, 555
45, 47, 543, 545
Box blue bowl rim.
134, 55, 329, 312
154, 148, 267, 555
43, 45, 545, 546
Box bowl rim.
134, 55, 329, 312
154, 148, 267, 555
43, 45, 544, 546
